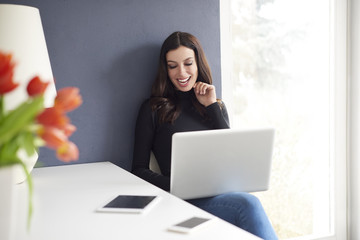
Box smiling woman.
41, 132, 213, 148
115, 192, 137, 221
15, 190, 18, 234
131, 31, 278, 240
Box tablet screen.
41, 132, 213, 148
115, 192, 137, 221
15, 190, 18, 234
97, 195, 159, 213
104, 195, 156, 209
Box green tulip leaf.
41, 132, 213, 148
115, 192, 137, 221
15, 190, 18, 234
0, 96, 44, 145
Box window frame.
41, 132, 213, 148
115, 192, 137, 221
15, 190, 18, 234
219, 0, 348, 239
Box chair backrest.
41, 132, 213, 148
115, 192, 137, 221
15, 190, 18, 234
149, 151, 162, 174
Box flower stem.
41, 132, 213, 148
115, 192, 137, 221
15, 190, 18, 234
17, 159, 33, 231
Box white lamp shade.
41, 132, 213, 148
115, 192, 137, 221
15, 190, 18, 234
0, 4, 56, 111
0, 4, 57, 183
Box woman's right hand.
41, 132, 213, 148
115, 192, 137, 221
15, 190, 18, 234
193, 82, 217, 107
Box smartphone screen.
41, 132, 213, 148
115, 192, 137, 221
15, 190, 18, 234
168, 217, 212, 233
175, 217, 211, 228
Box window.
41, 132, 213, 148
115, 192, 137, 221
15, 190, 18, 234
220, 0, 347, 239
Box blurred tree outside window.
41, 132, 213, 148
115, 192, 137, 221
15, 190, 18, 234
223, 0, 332, 239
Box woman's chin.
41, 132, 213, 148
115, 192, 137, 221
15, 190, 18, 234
176, 85, 193, 92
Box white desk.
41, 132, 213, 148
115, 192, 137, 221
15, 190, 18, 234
14, 162, 260, 240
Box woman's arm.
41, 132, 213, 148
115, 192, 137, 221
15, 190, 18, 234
192, 82, 230, 129
131, 100, 170, 191
206, 101, 230, 129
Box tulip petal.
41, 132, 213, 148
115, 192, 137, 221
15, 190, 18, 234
54, 87, 82, 112
27, 76, 49, 97
0, 52, 19, 95
36, 107, 69, 129
56, 141, 79, 162
63, 124, 77, 137
38, 127, 67, 150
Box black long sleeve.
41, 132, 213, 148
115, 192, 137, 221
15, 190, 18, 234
131, 99, 171, 190
132, 91, 230, 191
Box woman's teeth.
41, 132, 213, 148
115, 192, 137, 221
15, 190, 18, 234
178, 76, 190, 85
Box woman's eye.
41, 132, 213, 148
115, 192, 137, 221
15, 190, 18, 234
185, 62, 193, 66
168, 65, 177, 69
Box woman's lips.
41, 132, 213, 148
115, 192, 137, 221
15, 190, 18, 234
177, 76, 191, 87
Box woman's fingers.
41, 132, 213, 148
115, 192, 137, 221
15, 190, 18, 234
194, 82, 214, 95
200, 83, 211, 95
193, 82, 217, 107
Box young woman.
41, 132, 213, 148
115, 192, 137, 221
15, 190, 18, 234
132, 31, 278, 240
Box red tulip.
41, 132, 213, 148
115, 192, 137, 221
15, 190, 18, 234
37, 107, 69, 129
56, 141, 79, 162
27, 76, 49, 97
0, 52, 19, 94
38, 126, 67, 149
63, 123, 77, 137
55, 87, 82, 112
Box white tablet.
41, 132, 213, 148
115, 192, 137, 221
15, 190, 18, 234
96, 195, 160, 214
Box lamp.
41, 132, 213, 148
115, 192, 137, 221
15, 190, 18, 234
0, 4, 57, 182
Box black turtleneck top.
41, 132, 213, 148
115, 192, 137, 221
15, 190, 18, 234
131, 90, 230, 191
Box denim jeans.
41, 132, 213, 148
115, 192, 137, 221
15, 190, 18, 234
187, 192, 278, 240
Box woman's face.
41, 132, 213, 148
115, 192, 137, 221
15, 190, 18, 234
166, 46, 198, 92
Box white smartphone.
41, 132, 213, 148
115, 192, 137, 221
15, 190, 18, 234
96, 195, 160, 214
167, 217, 213, 233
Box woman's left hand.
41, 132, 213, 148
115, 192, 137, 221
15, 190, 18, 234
193, 82, 217, 107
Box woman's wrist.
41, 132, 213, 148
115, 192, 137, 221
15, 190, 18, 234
203, 100, 217, 107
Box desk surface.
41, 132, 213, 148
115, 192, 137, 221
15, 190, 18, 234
15, 162, 260, 240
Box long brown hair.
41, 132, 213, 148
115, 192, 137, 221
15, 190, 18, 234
150, 31, 214, 123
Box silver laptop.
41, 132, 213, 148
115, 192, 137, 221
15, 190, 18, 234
170, 128, 275, 199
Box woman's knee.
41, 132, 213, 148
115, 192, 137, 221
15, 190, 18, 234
217, 192, 262, 211
188, 192, 266, 221
190, 193, 277, 239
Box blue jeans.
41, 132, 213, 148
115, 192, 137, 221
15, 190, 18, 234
187, 192, 278, 240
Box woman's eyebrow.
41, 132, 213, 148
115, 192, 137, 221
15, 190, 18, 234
167, 57, 194, 63
184, 57, 194, 61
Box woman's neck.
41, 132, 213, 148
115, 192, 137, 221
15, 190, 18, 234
175, 89, 193, 99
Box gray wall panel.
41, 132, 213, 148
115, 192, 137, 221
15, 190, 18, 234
0, 0, 221, 170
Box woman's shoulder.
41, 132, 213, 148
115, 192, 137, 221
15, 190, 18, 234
138, 98, 152, 112
137, 98, 159, 129
140, 98, 151, 106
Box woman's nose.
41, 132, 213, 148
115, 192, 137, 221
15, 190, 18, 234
178, 65, 187, 76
